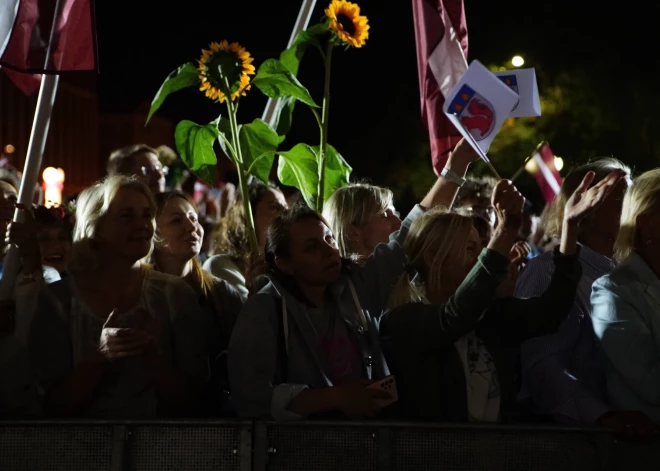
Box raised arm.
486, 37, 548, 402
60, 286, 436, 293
420, 138, 479, 210
485, 170, 623, 341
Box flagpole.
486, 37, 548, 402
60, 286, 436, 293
511, 141, 547, 182
510, 156, 531, 182
456, 123, 502, 180
261, 0, 317, 127
0, 0, 63, 300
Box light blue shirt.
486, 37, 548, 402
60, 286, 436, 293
591, 252, 660, 423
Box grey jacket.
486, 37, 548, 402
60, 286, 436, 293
228, 205, 424, 420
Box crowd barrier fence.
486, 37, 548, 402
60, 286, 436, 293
1, 419, 657, 470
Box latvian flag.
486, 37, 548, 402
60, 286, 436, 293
0, 0, 97, 95
413, 0, 468, 175
527, 142, 562, 204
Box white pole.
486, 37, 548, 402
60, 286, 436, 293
0, 0, 63, 300
261, 0, 317, 127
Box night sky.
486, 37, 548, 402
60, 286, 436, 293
93, 0, 660, 208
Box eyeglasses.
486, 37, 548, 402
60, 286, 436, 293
140, 165, 169, 177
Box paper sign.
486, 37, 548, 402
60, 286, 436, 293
443, 60, 519, 155
494, 68, 541, 117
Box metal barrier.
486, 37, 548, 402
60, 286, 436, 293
0, 420, 656, 471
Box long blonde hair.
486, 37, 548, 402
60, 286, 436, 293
150, 191, 216, 297
389, 208, 474, 310
70, 175, 156, 273
322, 183, 394, 258
614, 169, 660, 262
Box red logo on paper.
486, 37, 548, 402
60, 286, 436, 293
460, 97, 495, 141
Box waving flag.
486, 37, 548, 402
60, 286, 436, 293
526, 142, 562, 204
413, 0, 468, 175
0, 0, 97, 95
443, 60, 519, 157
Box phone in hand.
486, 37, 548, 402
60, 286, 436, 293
366, 375, 398, 407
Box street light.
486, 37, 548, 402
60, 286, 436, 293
554, 157, 564, 172
4, 144, 15, 154
511, 55, 525, 67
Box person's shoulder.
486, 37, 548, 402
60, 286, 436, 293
203, 254, 240, 272
146, 269, 198, 300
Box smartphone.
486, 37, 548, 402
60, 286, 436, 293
366, 375, 398, 407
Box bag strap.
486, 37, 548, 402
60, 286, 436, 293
277, 297, 288, 383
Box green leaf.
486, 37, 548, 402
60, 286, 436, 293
174, 120, 219, 185
277, 144, 320, 208
253, 59, 318, 108
280, 23, 329, 76
270, 24, 329, 137
272, 96, 296, 138
146, 63, 199, 125
317, 144, 352, 202
239, 119, 280, 183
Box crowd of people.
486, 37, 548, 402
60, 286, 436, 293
0, 138, 658, 438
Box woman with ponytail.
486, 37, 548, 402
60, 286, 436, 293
381, 171, 623, 423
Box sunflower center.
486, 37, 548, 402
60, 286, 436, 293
336, 13, 356, 36
206, 50, 243, 93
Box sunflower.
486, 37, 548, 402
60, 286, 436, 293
325, 0, 369, 48
198, 40, 255, 103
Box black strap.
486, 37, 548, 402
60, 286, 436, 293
276, 297, 288, 383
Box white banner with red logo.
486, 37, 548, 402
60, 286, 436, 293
494, 68, 541, 117
443, 60, 519, 157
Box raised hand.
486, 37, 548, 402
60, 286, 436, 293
6, 204, 39, 256
449, 138, 481, 167
492, 180, 524, 232
563, 170, 625, 224
560, 170, 625, 256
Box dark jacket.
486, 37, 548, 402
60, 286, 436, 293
380, 247, 582, 422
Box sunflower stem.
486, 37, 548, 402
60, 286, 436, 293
317, 41, 333, 212
225, 91, 260, 257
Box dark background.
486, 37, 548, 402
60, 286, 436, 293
94, 0, 660, 211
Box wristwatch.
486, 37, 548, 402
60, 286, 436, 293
441, 167, 466, 187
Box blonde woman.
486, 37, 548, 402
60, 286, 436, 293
150, 191, 243, 414
590, 169, 660, 427
380, 173, 619, 422
11, 175, 208, 418
322, 183, 401, 259
322, 138, 480, 260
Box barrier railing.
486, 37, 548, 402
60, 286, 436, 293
1, 420, 656, 471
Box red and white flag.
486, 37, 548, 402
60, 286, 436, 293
413, 0, 468, 175
0, 0, 97, 95
527, 142, 562, 204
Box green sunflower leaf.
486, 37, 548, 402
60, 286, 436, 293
315, 144, 352, 201
253, 59, 318, 108
239, 119, 279, 184
274, 24, 329, 137
280, 23, 329, 76
175, 119, 218, 186
277, 144, 320, 209
146, 62, 199, 126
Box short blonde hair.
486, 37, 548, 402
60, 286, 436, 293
322, 183, 394, 258
614, 169, 660, 262
70, 175, 156, 273
544, 158, 631, 238
388, 208, 473, 310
